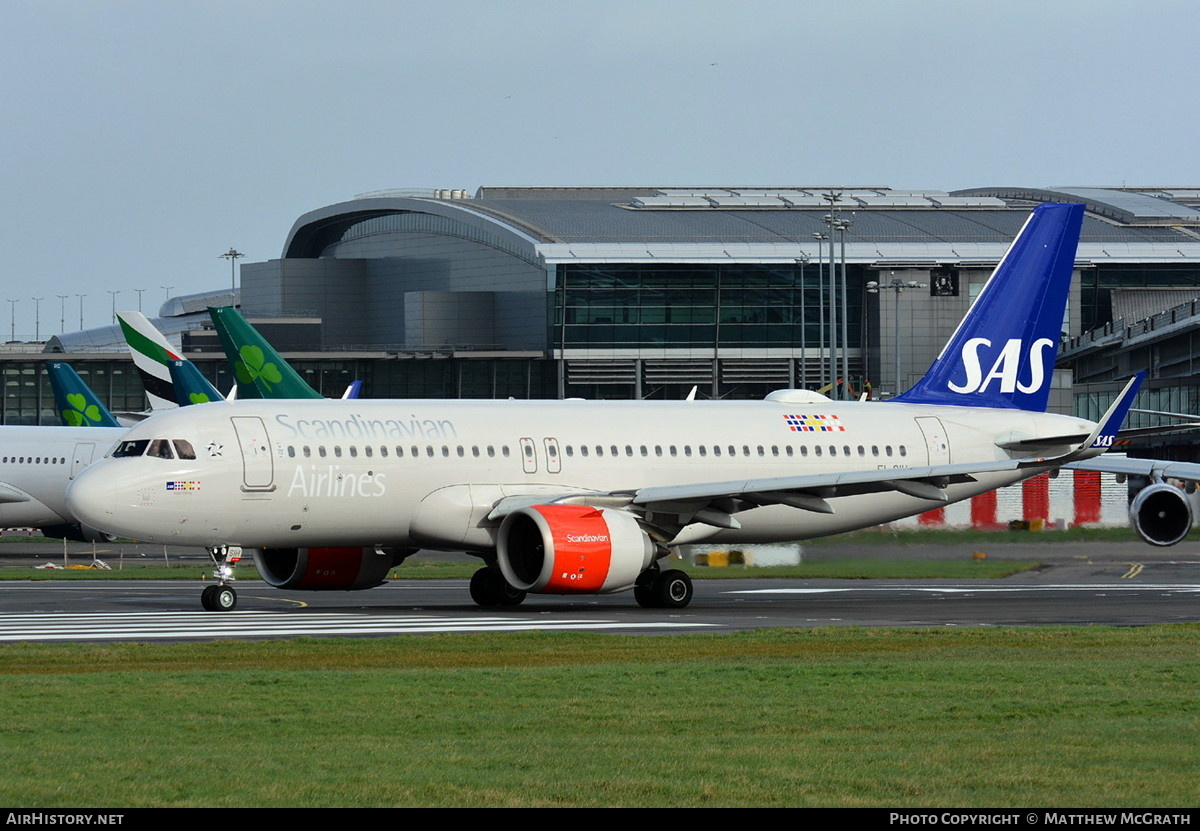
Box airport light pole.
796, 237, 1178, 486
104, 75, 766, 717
31, 297, 43, 342
825, 189, 844, 398
75, 294, 87, 330
833, 217, 852, 398
107, 290, 120, 325
220, 248, 244, 298
822, 215, 839, 396
866, 275, 925, 397
7, 300, 17, 342
811, 232, 828, 388
794, 254, 809, 387
134, 288, 145, 312
56, 295, 68, 334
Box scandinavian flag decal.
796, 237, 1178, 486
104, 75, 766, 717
783, 414, 846, 432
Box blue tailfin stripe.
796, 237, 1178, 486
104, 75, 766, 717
893, 202, 1084, 412
168, 360, 223, 405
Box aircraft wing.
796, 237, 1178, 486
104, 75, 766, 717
487, 458, 1038, 531
625, 459, 1034, 528
488, 376, 1149, 531
1065, 457, 1200, 483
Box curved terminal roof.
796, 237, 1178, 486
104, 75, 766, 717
43, 289, 232, 353
955, 187, 1200, 226
160, 288, 239, 318
281, 186, 1200, 266
45, 313, 209, 354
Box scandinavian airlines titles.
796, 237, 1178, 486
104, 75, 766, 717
947, 337, 1054, 396
274, 413, 458, 441
287, 465, 387, 499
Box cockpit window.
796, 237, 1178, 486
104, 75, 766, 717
112, 438, 194, 460
146, 439, 175, 459
113, 440, 150, 458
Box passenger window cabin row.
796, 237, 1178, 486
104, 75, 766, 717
107, 436, 912, 464
277, 442, 910, 461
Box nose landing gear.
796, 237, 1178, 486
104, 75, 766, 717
201, 583, 237, 611
201, 545, 242, 611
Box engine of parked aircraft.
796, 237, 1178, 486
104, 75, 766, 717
40, 523, 114, 543
496, 504, 656, 594
253, 545, 402, 590
1129, 483, 1193, 547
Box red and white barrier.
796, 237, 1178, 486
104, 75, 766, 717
901, 470, 1128, 530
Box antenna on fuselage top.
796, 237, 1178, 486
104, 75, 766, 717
686, 386, 698, 402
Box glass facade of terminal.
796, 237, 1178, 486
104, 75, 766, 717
551, 262, 866, 400
1, 358, 557, 425
2, 362, 145, 426
1080, 263, 1200, 333
555, 262, 863, 351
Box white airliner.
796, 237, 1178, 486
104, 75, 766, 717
62, 203, 1200, 612
0, 426, 125, 539
0, 313, 336, 542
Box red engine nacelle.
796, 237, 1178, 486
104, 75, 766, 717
496, 504, 655, 595
253, 546, 400, 590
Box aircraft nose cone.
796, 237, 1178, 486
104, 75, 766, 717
65, 464, 116, 532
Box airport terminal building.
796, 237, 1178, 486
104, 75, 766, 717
236, 185, 1200, 404
14, 185, 1200, 438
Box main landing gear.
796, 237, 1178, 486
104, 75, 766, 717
634, 566, 693, 609
469, 566, 527, 607
201, 545, 242, 612
467, 565, 694, 609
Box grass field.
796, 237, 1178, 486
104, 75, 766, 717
2, 626, 1198, 808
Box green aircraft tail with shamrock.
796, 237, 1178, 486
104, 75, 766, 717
46, 363, 122, 428
207, 306, 322, 400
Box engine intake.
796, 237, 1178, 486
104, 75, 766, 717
497, 505, 654, 595
253, 546, 401, 590
1130, 483, 1193, 547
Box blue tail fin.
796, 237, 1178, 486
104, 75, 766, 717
46, 363, 121, 427
167, 360, 224, 405
893, 202, 1084, 411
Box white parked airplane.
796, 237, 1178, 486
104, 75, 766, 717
0, 426, 125, 539
62, 203, 1197, 612
0, 313, 337, 542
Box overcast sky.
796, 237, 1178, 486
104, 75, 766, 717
2, 0, 1196, 339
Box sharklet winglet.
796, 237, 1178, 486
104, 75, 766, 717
1016, 373, 1144, 468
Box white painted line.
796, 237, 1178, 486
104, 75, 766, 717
729, 584, 1200, 594
0, 611, 717, 642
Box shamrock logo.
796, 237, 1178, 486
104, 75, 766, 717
234, 345, 283, 391
63, 393, 103, 426
189, 392, 212, 404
